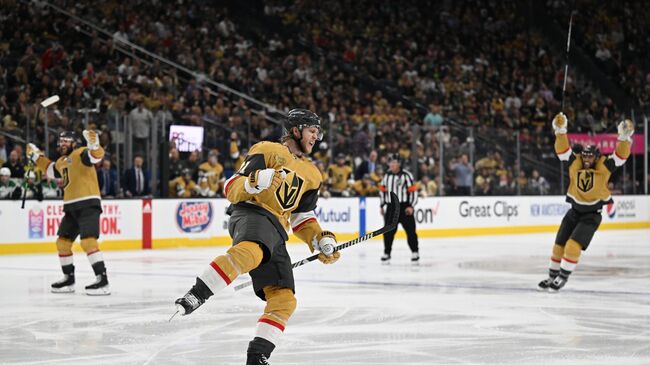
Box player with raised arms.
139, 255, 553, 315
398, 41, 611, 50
538, 113, 634, 292
26, 130, 110, 295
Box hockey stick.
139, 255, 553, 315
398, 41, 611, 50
561, 11, 575, 111
232, 192, 400, 292
20, 161, 34, 209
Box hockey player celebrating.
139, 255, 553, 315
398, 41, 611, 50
174, 109, 340, 364
26, 131, 110, 295
538, 113, 633, 292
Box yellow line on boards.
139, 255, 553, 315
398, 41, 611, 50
1, 222, 648, 255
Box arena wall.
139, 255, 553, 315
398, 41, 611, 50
1, 196, 648, 254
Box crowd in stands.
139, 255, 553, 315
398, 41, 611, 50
546, 0, 650, 112
0, 0, 645, 200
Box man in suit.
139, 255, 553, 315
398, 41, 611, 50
123, 155, 150, 197
97, 158, 118, 198
354, 150, 378, 180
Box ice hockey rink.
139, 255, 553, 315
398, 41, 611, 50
1, 229, 649, 365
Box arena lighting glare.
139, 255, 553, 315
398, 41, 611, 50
40, 95, 60, 108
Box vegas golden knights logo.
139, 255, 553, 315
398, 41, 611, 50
275, 168, 304, 210
577, 170, 594, 192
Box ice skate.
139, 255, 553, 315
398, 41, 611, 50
380, 254, 391, 263
549, 274, 568, 292
537, 277, 554, 291
247, 353, 271, 365
411, 252, 420, 262
85, 274, 110, 296
174, 288, 206, 316
51, 274, 75, 293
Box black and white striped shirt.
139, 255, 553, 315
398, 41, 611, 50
379, 169, 418, 207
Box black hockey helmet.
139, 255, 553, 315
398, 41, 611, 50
387, 153, 403, 165
581, 144, 600, 158
284, 108, 323, 141
58, 131, 76, 146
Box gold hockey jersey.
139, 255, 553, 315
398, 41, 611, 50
555, 134, 631, 212
36, 147, 104, 211
327, 164, 353, 192
224, 141, 324, 244
198, 161, 223, 193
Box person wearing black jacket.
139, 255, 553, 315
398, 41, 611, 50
379, 156, 419, 262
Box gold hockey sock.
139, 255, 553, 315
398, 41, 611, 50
81, 237, 106, 276
198, 241, 263, 294
548, 244, 564, 275
560, 239, 582, 274
255, 286, 297, 346
56, 237, 74, 274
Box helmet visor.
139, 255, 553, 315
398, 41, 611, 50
302, 124, 324, 141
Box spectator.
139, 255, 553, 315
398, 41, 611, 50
450, 154, 473, 196
183, 150, 201, 180
123, 155, 151, 197
328, 153, 353, 197
2, 150, 24, 178
0, 135, 10, 164
517, 170, 529, 193
169, 148, 184, 180
419, 175, 438, 197
355, 150, 378, 180
352, 174, 378, 196
0, 167, 17, 198
128, 100, 153, 157
11, 170, 42, 201
41, 176, 61, 198
198, 149, 224, 196
528, 169, 550, 195
169, 168, 196, 198
423, 104, 443, 128
193, 176, 216, 197
97, 158, 118, 198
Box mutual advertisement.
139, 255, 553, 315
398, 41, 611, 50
313, 197, 358, 233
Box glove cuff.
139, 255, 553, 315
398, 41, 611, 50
617, 134, 632, 142
244, 172, 259, 194
312, 230, 336, 252
554, 128, 567, 135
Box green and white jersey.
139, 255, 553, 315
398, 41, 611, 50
0, 179, 18, 199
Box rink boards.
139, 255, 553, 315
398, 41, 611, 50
0, 195, 648, 254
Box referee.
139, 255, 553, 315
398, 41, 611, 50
379, 156, 419, 262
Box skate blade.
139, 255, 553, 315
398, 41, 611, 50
169, 309, 180, 322
51, 286, 75, 293
86, 286, 111, 296
536, 286, 549, 292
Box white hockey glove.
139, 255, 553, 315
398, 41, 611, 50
312, 231, 340, 264
552, 112, 568, 134
82, 130, 100, 150
244, 168, 286, 194
617, 119, 634, 142
26, 143, 42, 163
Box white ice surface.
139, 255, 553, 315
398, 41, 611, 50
1, 230, 649, 365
